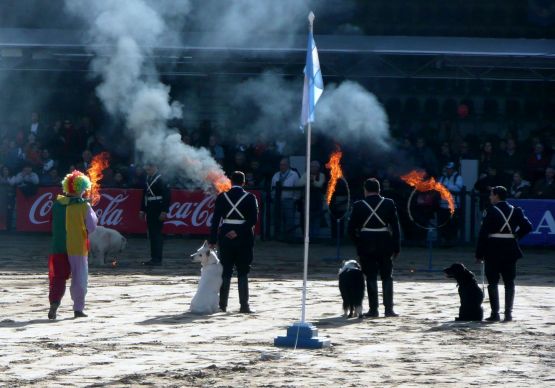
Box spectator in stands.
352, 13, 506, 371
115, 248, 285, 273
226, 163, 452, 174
0, 165, 11, 185
89, 133, 107, 156
526, 142, 550, 184
499, 138, 524, 186
129, 165, 146, 188
479, 141, 497, 175
474, 165, 505, 210
111, 170, 128, 188
40, 168, 61, 186
39, 148, 55, 175
413, 136, 439, 177
531, 167, 555, 199
4, 139, 25, 172
75, 150, 93, 172
9, 164, 39, 196
28, 112, 45, 142
297, 160, 326, 239
509, 171, 531, 199
208, 134, 225, 165
438, 142, 455, 170
438, 162, 464, 246
24, 136, 42, 168
227, 151, 249, 176
271, 157, 300, 241
248, 159, 266, 187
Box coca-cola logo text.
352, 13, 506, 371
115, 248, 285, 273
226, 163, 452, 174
166, 195, 215, 227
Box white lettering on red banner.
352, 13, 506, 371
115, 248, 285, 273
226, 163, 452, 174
16, 187, 260, 235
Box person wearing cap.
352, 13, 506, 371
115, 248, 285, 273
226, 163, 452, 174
438, 162, 464, 246
209, 171, 259, 313
348, 178, 401, 318
48, 170, 98, 319
140, 163, 170, 266
475, 186, 532, 322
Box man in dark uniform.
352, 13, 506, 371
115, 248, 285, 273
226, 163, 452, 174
209, 171, 259, 313
476, 186, 532, 322
348, 178, 401, 318
140, 163, 170, 266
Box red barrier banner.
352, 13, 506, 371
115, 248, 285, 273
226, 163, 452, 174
16, 187, 261, 235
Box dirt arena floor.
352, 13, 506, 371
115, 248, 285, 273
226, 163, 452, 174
0, 233, 554, 387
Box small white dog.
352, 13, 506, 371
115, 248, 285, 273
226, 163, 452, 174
89, 226, 127, 266
189, 241, 223, 314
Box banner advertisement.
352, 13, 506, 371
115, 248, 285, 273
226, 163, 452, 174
16, 187, 261, 235
509, 199, 555, 246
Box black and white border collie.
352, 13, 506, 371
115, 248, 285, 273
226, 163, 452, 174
338, 260, 365, 319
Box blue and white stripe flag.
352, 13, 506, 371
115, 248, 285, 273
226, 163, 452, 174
300, 30, 323, 128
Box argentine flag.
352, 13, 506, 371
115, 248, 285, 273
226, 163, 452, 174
300, 29, 324, 127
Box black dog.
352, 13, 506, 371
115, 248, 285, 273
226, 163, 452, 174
444, 263, 484, 321
338, 260, 365, 318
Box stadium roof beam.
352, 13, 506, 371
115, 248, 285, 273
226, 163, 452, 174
1, 28, 554, 81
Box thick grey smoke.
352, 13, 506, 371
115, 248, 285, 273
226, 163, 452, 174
65, 0, 228, 191
230, 71, 300, 135
316, 81, 391, 148
228, 72, 391, 149
192, 0, 311, 47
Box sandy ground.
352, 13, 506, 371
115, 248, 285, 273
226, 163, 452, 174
0, 233, 554, 387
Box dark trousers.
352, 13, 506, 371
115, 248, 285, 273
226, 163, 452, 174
146, 211, 164, 262
359, 252, 394, 311
485, 259, 516, 289
219, 237, 254, 279
219, 236, 254, 309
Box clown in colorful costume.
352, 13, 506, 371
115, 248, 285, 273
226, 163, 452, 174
48, 170, 97, 319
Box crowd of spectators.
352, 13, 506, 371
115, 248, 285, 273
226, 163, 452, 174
1, 111, 554, 238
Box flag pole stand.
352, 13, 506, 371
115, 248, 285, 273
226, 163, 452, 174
274, 120, 330, 349
275, 13, 329, 348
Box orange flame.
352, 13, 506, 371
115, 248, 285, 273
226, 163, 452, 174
87, 152, 110, 206
206, 171, 231, 193
325, 148, 344, 205
400, 170, 455, 214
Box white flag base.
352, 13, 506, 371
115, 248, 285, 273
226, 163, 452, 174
274, 322, 331, 349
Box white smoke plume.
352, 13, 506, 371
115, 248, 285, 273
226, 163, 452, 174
228, 72, 391, 149
316, 81, 391, 148
64, 0, 228, 192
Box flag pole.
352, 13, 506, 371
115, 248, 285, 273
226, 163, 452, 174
274, 11, 329, 348
301, 125, 312, 324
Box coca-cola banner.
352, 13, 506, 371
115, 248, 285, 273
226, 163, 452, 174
16, 187, 261, 235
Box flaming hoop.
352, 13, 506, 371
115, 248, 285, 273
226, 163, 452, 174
86, 152, 110, 206
400, 170, 454, 230
325, 148, 343, 205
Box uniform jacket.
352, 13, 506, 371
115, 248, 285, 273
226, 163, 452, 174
475, 201, 533, 262
348, 194, 401, 256
141, 173, 170, 214
209, 186, 258, 245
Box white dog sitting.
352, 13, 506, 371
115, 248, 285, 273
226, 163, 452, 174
89, 226, 127, 266
189, 241, 223, 314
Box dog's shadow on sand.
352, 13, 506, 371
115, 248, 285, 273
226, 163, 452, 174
312, 315, 366, 328
0, 318, 74, 328
426, 320, 489, 332
137, 312, 221, 326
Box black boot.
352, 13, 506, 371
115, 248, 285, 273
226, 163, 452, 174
363, 279, 379, 317
504, 286, 515, 322
48, 301, 60, 320
486, 285, 500, 321
238, 275, 254, 313
219, 277, 231, 312
74, 311, 88, 318
383, 278, 399, 317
